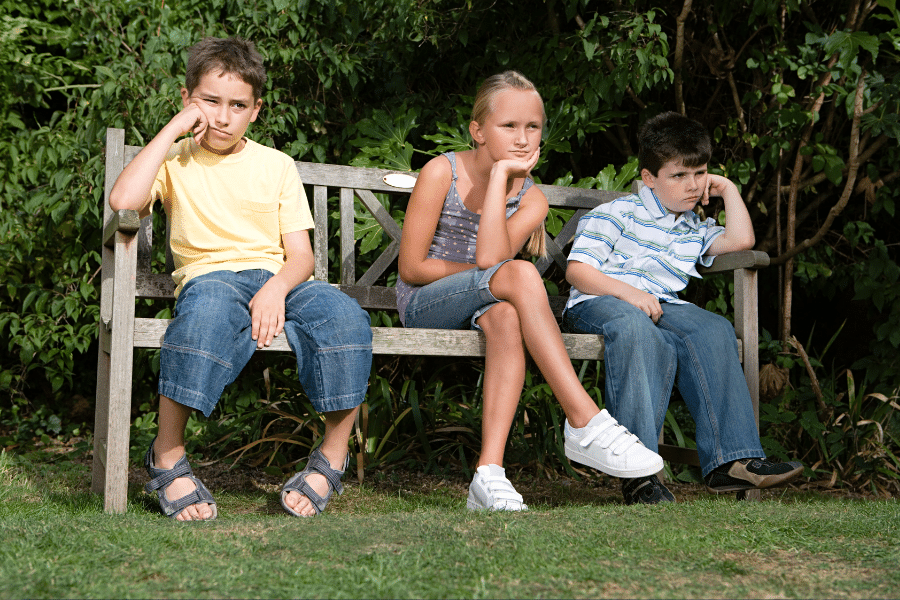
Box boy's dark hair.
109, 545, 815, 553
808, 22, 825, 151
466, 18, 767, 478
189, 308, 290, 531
185, 37, 267, 101
638, 111, 712, 176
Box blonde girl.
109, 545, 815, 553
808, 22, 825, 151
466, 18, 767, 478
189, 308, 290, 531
397, 71, 662, 510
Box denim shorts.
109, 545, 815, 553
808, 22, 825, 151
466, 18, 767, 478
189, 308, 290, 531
159, 270, 372, 417
402, 260, 509, 330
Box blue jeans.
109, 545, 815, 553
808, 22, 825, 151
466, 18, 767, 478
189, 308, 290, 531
402, 261, 509, 330
159, 270, 372, 417
564, 296, 764, 475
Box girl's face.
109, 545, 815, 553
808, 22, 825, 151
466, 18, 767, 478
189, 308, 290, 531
470, 88, 543, 161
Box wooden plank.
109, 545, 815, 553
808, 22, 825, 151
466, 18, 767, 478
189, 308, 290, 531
135, 272, 176, 299
94, 128, 127, 500
537, 184, 627, 209
313, 185, 328, 281
340, 188, 355, 286
698, 250, 770, 274
355, 240, 400, 287
102, 229, 139, 513
124, 144, 141, 165
734, 268, 760, 425
133, 318, 608, 359
292, 160, 626, 209
296, 161, 418, 194
338, 285, 398, 311
534, 207, 590, 274
102, 209, 141, 248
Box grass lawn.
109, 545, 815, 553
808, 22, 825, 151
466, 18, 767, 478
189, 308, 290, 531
1, 448, 897, 599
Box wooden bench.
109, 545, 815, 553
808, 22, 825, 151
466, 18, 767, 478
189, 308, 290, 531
94, 127, 769, 513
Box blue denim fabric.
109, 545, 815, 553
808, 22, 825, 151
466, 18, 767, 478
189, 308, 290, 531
564, 296, 764, 475
402, 260, 510, 330
159, 270, 372, 417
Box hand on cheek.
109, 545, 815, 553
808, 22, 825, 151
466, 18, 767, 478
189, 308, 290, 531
188, 103, 210, 145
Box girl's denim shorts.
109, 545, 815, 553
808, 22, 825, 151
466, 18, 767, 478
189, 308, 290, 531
402, 260, 510, 330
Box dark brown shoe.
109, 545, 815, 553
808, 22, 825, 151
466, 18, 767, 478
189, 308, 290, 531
705, 458, 803, 493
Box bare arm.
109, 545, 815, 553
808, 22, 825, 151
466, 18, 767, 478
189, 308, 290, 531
566, 261, 664, 323
248, 229, 315, 348
474, 149, 547, 268
108, 102, 210, 217
703, 174, 755, 256
398, 156, 477, 285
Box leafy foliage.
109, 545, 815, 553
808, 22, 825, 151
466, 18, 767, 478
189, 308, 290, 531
1, 0, 898, 493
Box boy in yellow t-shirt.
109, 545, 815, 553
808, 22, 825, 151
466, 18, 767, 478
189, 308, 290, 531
110, 37, 372, 521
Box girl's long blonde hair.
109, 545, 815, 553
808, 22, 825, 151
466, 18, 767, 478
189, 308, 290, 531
472, 71, 548, 259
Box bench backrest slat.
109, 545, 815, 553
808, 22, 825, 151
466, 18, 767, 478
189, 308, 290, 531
123, 143, 630, 307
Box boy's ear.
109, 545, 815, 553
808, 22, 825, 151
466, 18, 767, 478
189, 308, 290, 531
468, 120, 484, 146
181, 87, 191, 108
640, 168, 657, 188
249, 98, 263, 122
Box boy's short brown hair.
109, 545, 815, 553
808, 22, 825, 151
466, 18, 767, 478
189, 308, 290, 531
185, 37, 267, 100
638, 111, 712, 176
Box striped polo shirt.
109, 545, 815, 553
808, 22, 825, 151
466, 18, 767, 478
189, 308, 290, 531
566, 185, 724, 309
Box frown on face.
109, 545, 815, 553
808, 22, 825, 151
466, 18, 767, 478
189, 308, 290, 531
470, 88, 543, 161
181, 69, 262, 155
641, 159, 709, 216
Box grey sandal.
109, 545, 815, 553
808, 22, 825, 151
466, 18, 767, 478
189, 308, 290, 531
144, 438, 218, 520
280, 448, 348, 517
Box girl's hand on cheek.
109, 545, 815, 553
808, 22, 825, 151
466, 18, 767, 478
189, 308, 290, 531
493, 147, 541, 179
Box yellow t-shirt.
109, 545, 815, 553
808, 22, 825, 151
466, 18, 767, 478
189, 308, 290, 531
150, 138, 314, 296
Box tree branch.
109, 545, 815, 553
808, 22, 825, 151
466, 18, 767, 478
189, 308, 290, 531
673, 0, 693, 115
771, 70, 867, 267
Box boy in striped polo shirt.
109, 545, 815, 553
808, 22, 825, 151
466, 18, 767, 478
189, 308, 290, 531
563, 112, 803, 504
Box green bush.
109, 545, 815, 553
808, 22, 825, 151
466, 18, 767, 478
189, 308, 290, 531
1, 0, 898, 492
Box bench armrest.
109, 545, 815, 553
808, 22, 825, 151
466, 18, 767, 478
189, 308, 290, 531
102, 209, 141, 248
698, 250, 770, 275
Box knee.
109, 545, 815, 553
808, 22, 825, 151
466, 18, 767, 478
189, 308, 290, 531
612, 310, 658, 342
328, 295, 373, 342
706, 312, 736, 337
478, 302, 522, 338
492, 260, 546, 301
496, 260, 543, 289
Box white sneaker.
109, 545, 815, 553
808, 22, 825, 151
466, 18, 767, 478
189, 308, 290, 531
466, 464, 528, 511
564, 409, 663, 478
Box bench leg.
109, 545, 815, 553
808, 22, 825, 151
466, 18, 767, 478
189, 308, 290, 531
734, 268, 762, 502
92, 333, 131, 514
354, 403, 368, 484
734, 268, 760, 425
92, 233, 137, 514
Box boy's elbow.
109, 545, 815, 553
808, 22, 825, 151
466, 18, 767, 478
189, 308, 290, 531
108, 187, 142, 212
108, 189, 124, 211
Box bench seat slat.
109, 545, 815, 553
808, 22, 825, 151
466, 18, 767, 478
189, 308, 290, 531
133, 317, 740, 361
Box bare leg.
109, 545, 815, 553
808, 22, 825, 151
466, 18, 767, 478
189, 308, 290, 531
475, 302, 527, 467
155, 395, 215, 521
282, 406, 359, 517
489, 260, 600, 428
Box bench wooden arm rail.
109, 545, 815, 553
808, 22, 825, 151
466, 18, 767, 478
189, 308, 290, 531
698, 250, 770, 275
93, 127, 769, 513
102, 209, 141, 248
